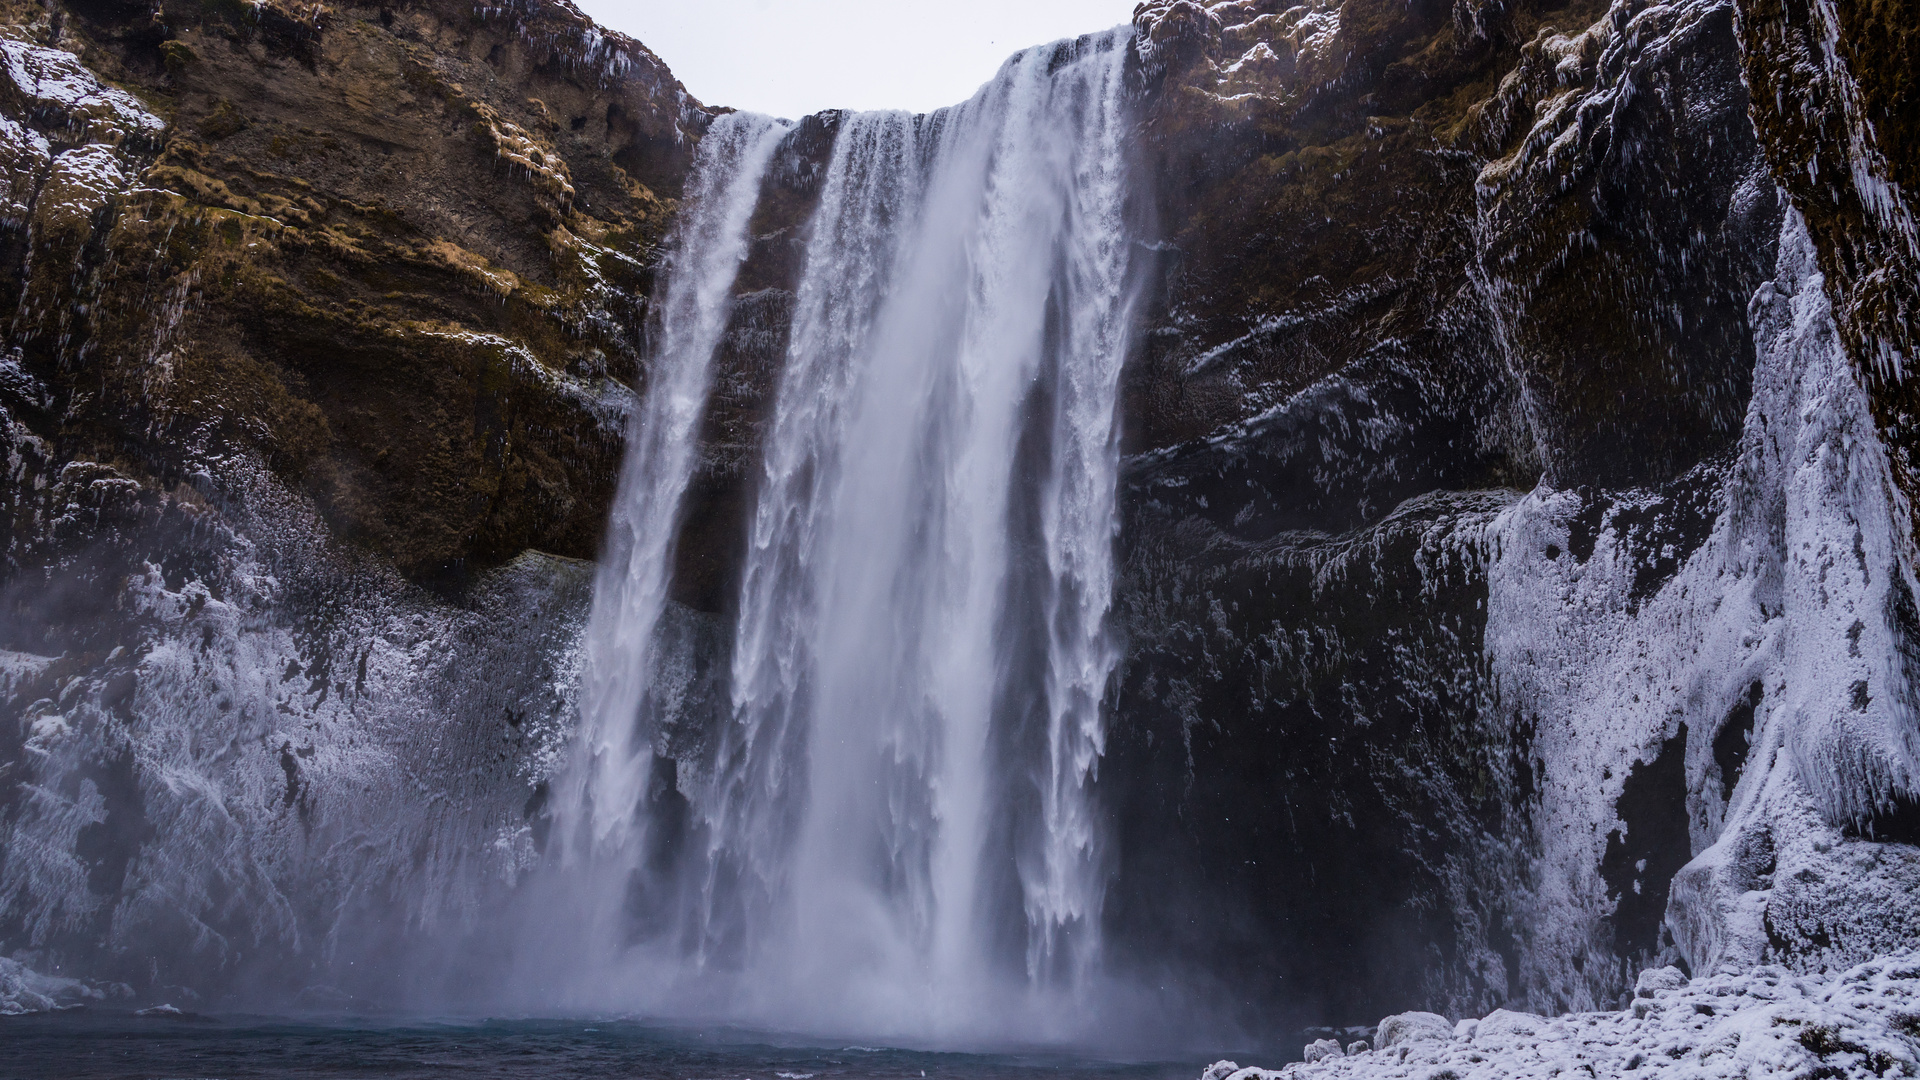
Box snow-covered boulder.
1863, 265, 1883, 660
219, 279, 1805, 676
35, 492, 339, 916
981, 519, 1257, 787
1374, 1011, 1451, 1049
1635, 966, 1689, 998
1196, 950, 1920, 1079
0, 956, 96, 1014
1302, 1039, 1344, 1063
1472, 1008, 1544, 1041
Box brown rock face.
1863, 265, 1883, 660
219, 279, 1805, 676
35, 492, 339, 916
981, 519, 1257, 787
0, 0, 704, 1000
1, 0, 703, 587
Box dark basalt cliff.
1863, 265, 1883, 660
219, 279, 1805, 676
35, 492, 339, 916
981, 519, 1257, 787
1105, 0, 1916, 1030
0, 0, 1915, 1036
1110, 0, 1786, 1024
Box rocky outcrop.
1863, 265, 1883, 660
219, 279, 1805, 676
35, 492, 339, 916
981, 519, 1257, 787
1105, 0, 1913, 1034
0, 0, 700, 1002
1735, 0, 1919, 501
1, 0, 700, 588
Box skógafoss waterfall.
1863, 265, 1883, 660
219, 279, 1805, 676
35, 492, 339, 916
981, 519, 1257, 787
539, 29, 1137, 1036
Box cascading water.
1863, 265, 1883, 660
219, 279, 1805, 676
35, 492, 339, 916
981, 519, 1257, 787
543, 29, 1139, 1040
547, 110, 789, 924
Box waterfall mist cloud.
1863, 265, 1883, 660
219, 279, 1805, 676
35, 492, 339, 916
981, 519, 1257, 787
571, 0, 1137, 118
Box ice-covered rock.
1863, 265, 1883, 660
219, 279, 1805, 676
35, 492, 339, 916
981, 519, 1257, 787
1476, 202, 1920, 1009
1303, 1039, 1344, 1063
0, 956, 96, 1014
1472, 1009, 1544, 1041
1635, 966, 1690, 998
1198, 950, 1920, 1079
0, 452, 596, 998
1374, 1012, 1451, 1049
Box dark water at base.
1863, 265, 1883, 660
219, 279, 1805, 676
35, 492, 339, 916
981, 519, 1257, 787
0, 1013, 1206, 1080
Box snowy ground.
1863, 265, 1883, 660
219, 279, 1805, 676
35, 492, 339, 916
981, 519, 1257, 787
1205, 951, 1920, 1079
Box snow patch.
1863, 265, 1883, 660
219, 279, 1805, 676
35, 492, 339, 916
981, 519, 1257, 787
0, 113, 50, 222
1203, 950, 1920, 1079
0, 39, 163, 147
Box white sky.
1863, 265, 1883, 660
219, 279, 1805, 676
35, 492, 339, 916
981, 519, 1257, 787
572, 0, 1138, 119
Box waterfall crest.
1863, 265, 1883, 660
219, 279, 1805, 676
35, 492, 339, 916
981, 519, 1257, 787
547, 29, 1138, 1041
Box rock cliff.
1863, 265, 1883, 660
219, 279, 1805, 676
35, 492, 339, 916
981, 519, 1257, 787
0, 0, 1914, 1037
0, 0, 702, 1001
1102, 0, 1917, 1034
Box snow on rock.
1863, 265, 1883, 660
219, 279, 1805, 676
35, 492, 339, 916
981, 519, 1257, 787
1207, 951, 1920, 1079
32, 143, 126, 234
1638, 966, 1691, 997
0, 955, 98, 1014
1477, 204, 1920, 1008
0, 38, 162, 270
415, 325, 633, 439
0, 38, 163, 149
0, 113, 49, 222
1375, 1012, 1452, 1049
1131, 0, 1344, 97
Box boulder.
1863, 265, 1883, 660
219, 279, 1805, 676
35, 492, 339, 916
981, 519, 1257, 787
1376, 1011, 1453, 1049
1475, 1009, 1546, 1041
1302, 1039, 1344, 1063
1634, 966, 1690, 998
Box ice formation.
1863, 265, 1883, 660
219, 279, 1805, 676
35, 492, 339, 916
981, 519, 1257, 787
1477, 207, 1920, 1007
0, 954, 101, 1014
0, 448, 595, 998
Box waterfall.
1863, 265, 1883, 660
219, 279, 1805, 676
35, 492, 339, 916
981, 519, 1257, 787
550, 28, 1137, 1040
557, 112, 789, 867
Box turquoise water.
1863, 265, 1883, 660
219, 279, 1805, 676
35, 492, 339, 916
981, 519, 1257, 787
0, 1013, 1207, 1080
